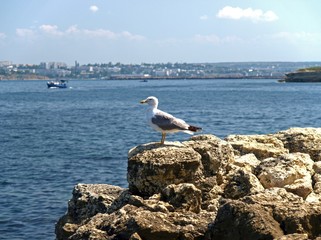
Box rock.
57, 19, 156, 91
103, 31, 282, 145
256, 153, 314, 198
233, 153, 260, 172
250, 189, 321, 238
183, 135, 235, 178
69, 213, 110, 240
68, 205, 214, 240
56, 129, 321, 240
206, 188, 321, 240
306, 171, 321, 203
161, 183, 202, 213
272, 201, 321, 238
225, 134, 288, 160
183, 135, 235, 209
206, 199, 284, 240
313, 161, 321, 174
127, 143, 203, 197
224, 169, 264, 199
195, 176, 221, 211
305, 192, 321, 203
275, 127, 321, 161
242, 187, 304, 206
283, 71, 321, 82
275, 233, 309, 240
55, 184, 127, 239
313, 173, 321, 194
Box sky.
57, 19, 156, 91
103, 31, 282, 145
1, 0, 321, 65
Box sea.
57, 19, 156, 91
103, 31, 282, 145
1, 79, 321, 239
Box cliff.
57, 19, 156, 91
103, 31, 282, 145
56, 128, 321, 240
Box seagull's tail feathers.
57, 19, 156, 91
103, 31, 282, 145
188, 125, 202, 133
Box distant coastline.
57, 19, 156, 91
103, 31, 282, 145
0, 75, 281, 81
108, 75, 281, 80
0, 74, 50, 80
2, 62, 321, 81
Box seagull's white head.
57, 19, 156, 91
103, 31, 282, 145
140, 96, 159, 108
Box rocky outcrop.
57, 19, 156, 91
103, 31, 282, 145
283, 71, 321, 82
56, 128, 321, 240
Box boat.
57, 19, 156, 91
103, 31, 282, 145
47, 80, 68, 88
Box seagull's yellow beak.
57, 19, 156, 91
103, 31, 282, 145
140, 99, 147, 104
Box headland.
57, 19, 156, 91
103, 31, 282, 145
282, 66, 321, 82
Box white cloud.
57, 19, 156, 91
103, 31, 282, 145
82, 29, 145, 41
15, 24, 145, 42
272, 31, 321, 43
66, 25, 80, 34
0, 32, 7, 39
89, 5, 99, 13
194, 34, 242, 44
16, 28, 36, 38
194, 34, 220, 44
39, 24, 63, 36
200, 15, 209, 21
217, 6, 278, 22
121, 31, 145, 41
83, 29, 117, 39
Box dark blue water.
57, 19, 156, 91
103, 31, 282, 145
1, 79, 321, 239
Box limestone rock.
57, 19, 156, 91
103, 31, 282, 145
206, 199, 284, 240
224, 169, 264, 199
161, 183, 202, 213
225, 134, 288, 160
55, 184, 127, 239
245, 189, 321, 239
305, 192, 321, 203
128, 143, 203, 197
272, 201, 321, 238
69, 205, 214, 240
183, 135, 235, 178
306, 171, 321, 203
275, 127, 321, 161
313, 161, 321, 174
195, 176, 221, 211
56, 129, 321, 240
256, 153, 314, 198
206, 188, 321, 240
183, 135, 236, 209
275, 234, 309, 240
233, 153, 260, 172
313, 173, 321, 194
242, 187, 304, 206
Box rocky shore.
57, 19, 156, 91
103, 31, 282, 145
56, 128, 321, 240
283, 71, 321, 82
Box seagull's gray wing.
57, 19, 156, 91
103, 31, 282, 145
151, 110, 188, 131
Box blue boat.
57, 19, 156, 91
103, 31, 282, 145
47, 80, 68, 88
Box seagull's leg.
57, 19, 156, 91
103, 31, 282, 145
161, 132, 166, 144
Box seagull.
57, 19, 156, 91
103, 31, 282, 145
140, 96, 202, 144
